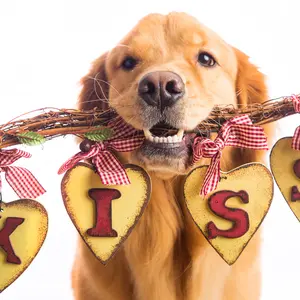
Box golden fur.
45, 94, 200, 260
73, 12, 273, 300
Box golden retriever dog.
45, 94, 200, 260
73, 12, 273, 300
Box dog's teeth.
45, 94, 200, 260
143, 129, 152, 139
177, 129, 184, 140
172, 135, 179, 143
144, 128, 185, 143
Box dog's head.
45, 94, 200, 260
79, 12, 267, 175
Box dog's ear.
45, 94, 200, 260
234, 47, 268, 107
78, 53, 109, 111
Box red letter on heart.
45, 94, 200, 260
207, 190, 249, 239
291, 159, 300, 202
0, 217, 25, 264
87, 189, 121, 237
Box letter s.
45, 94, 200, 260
207, 190, 249, 240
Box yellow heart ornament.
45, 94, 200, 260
61, 163, 151, 264
270, 137, 300, 220
184, 163, 273, 265
0, 200, 48, 293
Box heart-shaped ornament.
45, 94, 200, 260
184, 163, 273, 265
0, 199, 48, 293
61, 163, 151, 264
270, 137, 300, 221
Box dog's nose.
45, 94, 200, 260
138, 71, 185, 111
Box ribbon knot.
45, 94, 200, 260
0, 149, 46, 199
192, 115, 268, 196
97, 143, 106, 151
291, 94, 300, 150
193, 138, 225, 162
58, 117, 145, 185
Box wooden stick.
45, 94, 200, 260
0, 95, 298, 149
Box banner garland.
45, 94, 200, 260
0, 93, 299, 294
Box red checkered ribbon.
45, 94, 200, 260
192, 115, 268, 195
291, 94, 300, 150
58, 117, 145, 185
0, 149, 46, 198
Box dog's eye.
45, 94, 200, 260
121, 56, 138, 71
197, 52, 216, 67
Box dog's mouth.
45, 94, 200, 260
137, 121, 206, 172
137, 122, 195, 172
143, 122, 186, 147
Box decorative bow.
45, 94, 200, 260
0, 148, 46, 198
58, 117, 145, 185
291, 94, 300, 150
192, 115, 268, 195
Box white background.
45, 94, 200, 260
0, 0, 300, 299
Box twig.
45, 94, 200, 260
0, 95, 298, 149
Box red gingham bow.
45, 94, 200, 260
291, 94, 300, 150
0, 149, 46, 198
58, 117, 145, 185
192, 115, 268, 195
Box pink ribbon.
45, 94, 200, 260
58, 117, 144, 185
291, 94, 300, 150
192, 115, 268, 195
0, 149, 46, 198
